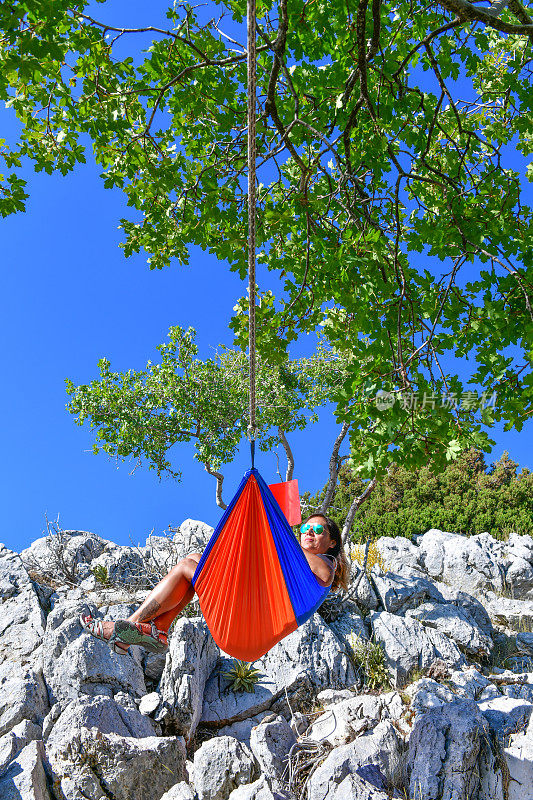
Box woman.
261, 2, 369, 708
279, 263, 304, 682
81, 513, 349, 654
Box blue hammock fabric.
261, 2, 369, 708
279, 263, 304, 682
191, 468, 331, 660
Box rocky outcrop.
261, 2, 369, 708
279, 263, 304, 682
407, 700, 491, 800
2, 523, 533, 800
156, 616, 219, 740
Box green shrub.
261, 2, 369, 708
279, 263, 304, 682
349, 635, 391, 691
303, 448, 533, 541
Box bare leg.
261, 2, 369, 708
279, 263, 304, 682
97, 554, 201, 649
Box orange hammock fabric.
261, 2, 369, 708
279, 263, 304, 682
191, 469, 330, 661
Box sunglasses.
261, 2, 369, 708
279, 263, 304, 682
300, 523, 325, 535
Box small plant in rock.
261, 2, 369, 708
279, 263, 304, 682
221, 660, 263, 693
91, 564, 110, 586
349, 634, 391, 691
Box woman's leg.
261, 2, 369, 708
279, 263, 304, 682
128, 553, 202, 633
90, 553, 202, 648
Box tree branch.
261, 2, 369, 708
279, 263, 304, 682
204, 463, 227, 510
320, 422, 350, 514
278, 427, 295, 481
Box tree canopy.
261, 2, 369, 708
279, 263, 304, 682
1, 0, 532, 483
66, 325, 356, 506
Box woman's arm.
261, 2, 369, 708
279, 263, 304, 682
301, 550, 336, 587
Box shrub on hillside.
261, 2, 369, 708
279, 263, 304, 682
303, 448, 533, 541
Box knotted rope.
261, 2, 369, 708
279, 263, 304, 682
247, 0, 257, 468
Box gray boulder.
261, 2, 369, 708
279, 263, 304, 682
407, 699, 491, 800
228, 775, 294, 800
372, 572, 444, 614
0, 662, 49, 737
0, 720, 42, 778
156, 616, 219, 741
417, 529, 504, 595
20, 530, 107, 572
370, 611, 466, 687
436, 585, 494, 637
249, 715, 296, 783
42, 599, 146, 704
49, 728, 187, 800
45, 695, 156, 758
202, 615, 356, 727
160, 783, 195, 800
90, 545, 151, 590
326, 603, 369, 662
0, 545, 46, 667
306, 693, 398, 747
307, 721, 404, 800
482, 591, 533, 630
516, 631, 533, 656
477, 694, 533, 744
174, 519, 214, 557
192, 735, 256, 800
0, 740, 51, 800
310, 771, 390, 800
404, 601, 493, 657
374, 536, 423, 577
502, 709, 533, 800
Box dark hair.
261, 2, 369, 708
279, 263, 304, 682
301, 513, 350, 592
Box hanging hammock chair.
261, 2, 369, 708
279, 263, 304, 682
191, 468, 331, 661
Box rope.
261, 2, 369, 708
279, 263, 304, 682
247, 0, 257, 467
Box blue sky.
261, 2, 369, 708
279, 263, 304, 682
1, 3, 531, 553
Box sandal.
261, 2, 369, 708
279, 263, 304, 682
80, 616, 168, 654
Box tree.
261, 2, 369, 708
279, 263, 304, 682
66, 325, 357, 507
303, 447, 533, 540
1, 0, 532, 494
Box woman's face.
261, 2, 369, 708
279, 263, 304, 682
299, 515, 336, 556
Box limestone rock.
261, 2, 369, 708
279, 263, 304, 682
404, 601, 493, 657
374, 536, 423, 577
0, 662, 49, 737
407, 699, 491, 800
436, 585, 494, 637
370, 611, 465, 687
160, 783, 195, 800
90, 545, 151, 590
418, 529, 504, 595
504, 710, 533, 800
516, 631, 533, 656
192, 735, 256, 800
0, 545, 46, 667
405, 678, 457, 717
372, 572, 444, 615
249, 715, 296, 783
307, 721, 404, 800
477, 694, 533, 744
139, 692, 161, 716
228, 775, 294, 800
306, 694, 394, 747
0, 740, 50, 800
21, 530, 107, 573
326, 602, 369, 654
45, 695, 156, 760
42, 599, 146, 704
446, 666, 492, 699
156, 616, 219, 741
49, 728, 186, 800
316, 689, 355, 707
0, 720, 42, 778
173, 520, 214, 558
